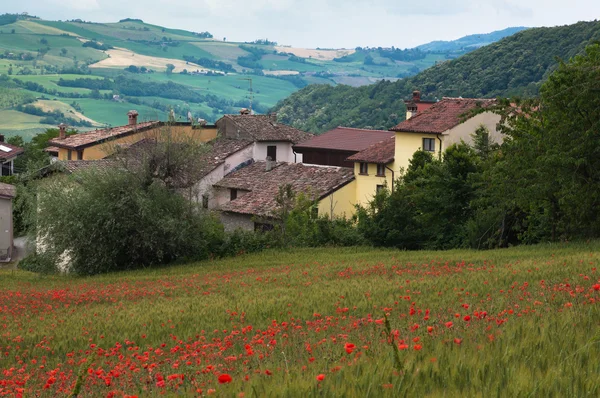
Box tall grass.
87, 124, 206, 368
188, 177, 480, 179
0, 242, 599, 396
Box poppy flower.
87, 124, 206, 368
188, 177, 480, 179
593, 284, 600, 291
427, 326, 434, 333
454, 338, 462, 345
344, 343, 355, 354
445, 321, 453, 328
218, 374, 233, 384
316, 374, 325, 381
463, 315, 471, 322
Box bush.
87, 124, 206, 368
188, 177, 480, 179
35, 167, 225, 275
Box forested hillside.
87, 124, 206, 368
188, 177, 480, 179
272, 21, 600, 133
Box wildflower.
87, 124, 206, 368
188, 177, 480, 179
218, 374, 233, 384
317, 374, 325, 381
454, 338, 462, 345
593, 284, 600, 291
427, 326, 434, 333
445, 321, 453, 328
344, 343, 355, 354
463, 315, 471, 322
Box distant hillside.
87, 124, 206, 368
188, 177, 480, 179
0, 13, 535, 138
271, 21, 600, 133
416, 27, 528, 53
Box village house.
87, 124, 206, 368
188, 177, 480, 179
215, 112, 312, 163
292, 126, 394, 168
48, 111, 218, 161
404, 90, 437, 120
213, 161, 355, 232
391, 97, 501, 171
0, 135, 24, 176
0, 182, 16, 261
346, 96, 502, 206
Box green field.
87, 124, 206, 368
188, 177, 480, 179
74, 98, 166, 126
2, 242, 600, 396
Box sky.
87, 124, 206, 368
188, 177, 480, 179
4, 0, 600, 48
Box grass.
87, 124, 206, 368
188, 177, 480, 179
0, 109, 55, 139
1, 242, 600, 396
74, 98, 166, 126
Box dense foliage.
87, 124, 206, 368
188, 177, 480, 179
182, 55, 235, 73
272, 21, 600, 133
81, 40, 113, 50
358, 44, 600, 249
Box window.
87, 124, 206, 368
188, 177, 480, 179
376, 164, 386, 176
67, 150, 72, 160
230, 189, 238, 201
423, 138, 435, 152
202, 194, 209, 209
359, 162, 368, 175
376, 184, 385, 193
254, 222, 274, 232
267, 145, 277, 161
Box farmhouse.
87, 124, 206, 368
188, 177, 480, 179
48, 111, 218, 161
293, 126, 393, 168
213, 162, 355, 231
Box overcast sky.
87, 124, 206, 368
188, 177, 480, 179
5, 0, 600, 48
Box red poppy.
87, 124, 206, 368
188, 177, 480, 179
593, 284, 600, 291
454, 338, 462, 345
463, 315, 471, 322
344, 343, 356, 354
445, 321, 453, 328
427, 326, 434, 333
218, 374, 233, 384
316, 374, 325, 381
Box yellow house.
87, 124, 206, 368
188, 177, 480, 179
346, 137, 395, 206
346, 97, 503, 208
49, 111, 218, 161
390, 97, 501, 172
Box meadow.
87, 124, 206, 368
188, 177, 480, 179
1, 242, 599, 397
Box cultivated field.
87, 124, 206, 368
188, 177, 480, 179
88, 48, 208, 73
275, 46, 355, 60
1, 243, 599, 396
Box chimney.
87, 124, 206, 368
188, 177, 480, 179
265, 156, 274, 172
0, 135, 4, 143
413, 90, 421, 102
127, 110, 139, 126
58, 123, 67, 139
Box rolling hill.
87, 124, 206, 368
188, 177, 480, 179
271, 20, 600, 133
0, 13, 525, 139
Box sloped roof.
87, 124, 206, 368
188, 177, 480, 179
0, 141, 24, 161
221, 115, 313, 144
0, 182, 16, 198
293, 127, 394, 152
49, 121, 160, 150
347, 137, 395, 164
215, 162, 354, 218
391, 98, 496, 134
61, 160, 120, 173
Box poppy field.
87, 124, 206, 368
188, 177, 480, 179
1, 242, 600, 397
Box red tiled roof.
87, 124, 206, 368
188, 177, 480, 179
0, 141, 24, 160
215, 162, 354, 218
0, 182, 16, 198
222, 115, 313, 144
49, 121, 160, 150
391, 98, 496, 134
347, 137, 395, 164
293, 127, 394, 152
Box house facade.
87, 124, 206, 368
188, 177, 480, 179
49, 111, 218, 161
0, 136, 24, 176
215, 113, 313, 163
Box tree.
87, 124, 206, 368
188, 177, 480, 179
166, 63, 175, 75
28, 125, 224, 275
60, 48, 67, 56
